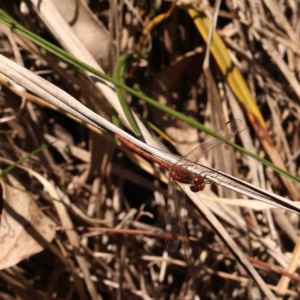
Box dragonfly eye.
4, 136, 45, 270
190, 185, 202, 192
190, 175, 205, 193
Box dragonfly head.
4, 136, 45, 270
190, 175, 205, 193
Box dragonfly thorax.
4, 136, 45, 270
190, 175, 205, 193
169, 166, 206, 192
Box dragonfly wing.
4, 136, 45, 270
177, 185, 192, 259
180, 119, 243, 164
166, 178, 190, 256
166, 178, 182, 252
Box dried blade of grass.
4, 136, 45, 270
0, 55, 299, 216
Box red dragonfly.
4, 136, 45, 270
116, 120, 243, 257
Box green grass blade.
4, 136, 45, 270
0, 143, 54, 178
113, 53, 141, 136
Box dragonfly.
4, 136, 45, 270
116, 120, 244, 257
